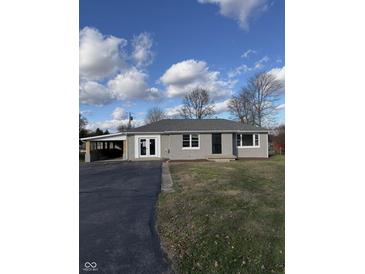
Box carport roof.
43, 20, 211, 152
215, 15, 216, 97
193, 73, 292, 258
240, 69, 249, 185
80, 132, 127, 141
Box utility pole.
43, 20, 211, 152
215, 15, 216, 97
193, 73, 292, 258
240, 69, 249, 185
127, 112, 133, 129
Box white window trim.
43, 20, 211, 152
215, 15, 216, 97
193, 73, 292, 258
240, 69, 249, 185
237, 133, 260, 148
134, 135, 161, 158
181, 134, 200, 150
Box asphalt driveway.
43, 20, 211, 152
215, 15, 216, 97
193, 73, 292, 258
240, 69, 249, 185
80, 161, 171, 274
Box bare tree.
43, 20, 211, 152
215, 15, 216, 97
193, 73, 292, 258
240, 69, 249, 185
179, 88, 215, 119
249, 72, 283, 126
229, 71, 283, 126
228, 91, 255, 124
145, 107, 166, 124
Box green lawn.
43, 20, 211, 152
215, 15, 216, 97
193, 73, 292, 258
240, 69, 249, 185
156, 155, 285, 274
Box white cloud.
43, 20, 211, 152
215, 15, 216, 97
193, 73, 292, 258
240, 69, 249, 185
107, 67, 149, 101
79, 27, 158, 105
111, 107, 126, 120
228, 55, 269, 78
79, 27, 127, 81
80, 67, 161, 105
198, 0, 268, 30
214, 99, 230, 113
80, 109, 93, 116
160, 59, 210, 86
80, 67, 160, 105
146, 87, 162, 100
79, 80, 114, 106
160, 59, 232, 98
241, 49, 257, 58
254, 55, 269, 69
85, 117, 144, 132
85, 106, 137, 132
276, 103, 285, 110
131, 33, 154, 68
165, 104, 183, 118
268, 66, 285, 83
228, 64, 251, 78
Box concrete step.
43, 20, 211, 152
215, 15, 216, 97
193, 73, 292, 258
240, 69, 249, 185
206, 155, 237, 162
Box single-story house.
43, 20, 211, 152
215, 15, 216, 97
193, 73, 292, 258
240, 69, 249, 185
80, 119, 269, 162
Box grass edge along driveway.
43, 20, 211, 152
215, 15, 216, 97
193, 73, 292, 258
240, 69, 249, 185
156, 156, 284, 274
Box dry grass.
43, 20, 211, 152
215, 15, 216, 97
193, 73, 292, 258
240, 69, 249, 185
156, 155, 285, 274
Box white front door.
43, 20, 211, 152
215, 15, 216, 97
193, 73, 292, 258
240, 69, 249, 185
139, 137, 157, 157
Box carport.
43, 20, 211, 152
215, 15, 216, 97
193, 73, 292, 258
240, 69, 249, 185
81, 133, 127, 162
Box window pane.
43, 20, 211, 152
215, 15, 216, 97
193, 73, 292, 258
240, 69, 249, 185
255, 134, 259, 146
140, 139, 147, 155
242, 134, 253, 146
149, 139, 156, 155
237, 134, 241, 147
191, 134, 199, 147
183, 134, 190, 147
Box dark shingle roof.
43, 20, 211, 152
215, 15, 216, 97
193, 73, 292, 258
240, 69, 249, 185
128, 119, 267, 133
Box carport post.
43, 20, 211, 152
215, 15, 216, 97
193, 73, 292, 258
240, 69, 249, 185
123, 139, 127, 160
85, 141, 91, 162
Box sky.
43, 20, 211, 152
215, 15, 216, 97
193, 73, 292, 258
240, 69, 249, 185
80, 0, 285, 132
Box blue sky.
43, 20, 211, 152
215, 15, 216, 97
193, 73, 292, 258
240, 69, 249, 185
80, 0, 285, 132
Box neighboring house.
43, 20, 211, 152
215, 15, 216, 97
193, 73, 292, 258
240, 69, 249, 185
80, 119, 269, 162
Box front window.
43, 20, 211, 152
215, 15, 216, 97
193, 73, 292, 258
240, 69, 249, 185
191, 134, 199, 147
237, 134, 260, 147
182, 134, 200, 149
242, 134, 253, 146
182, 134, 190, 147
